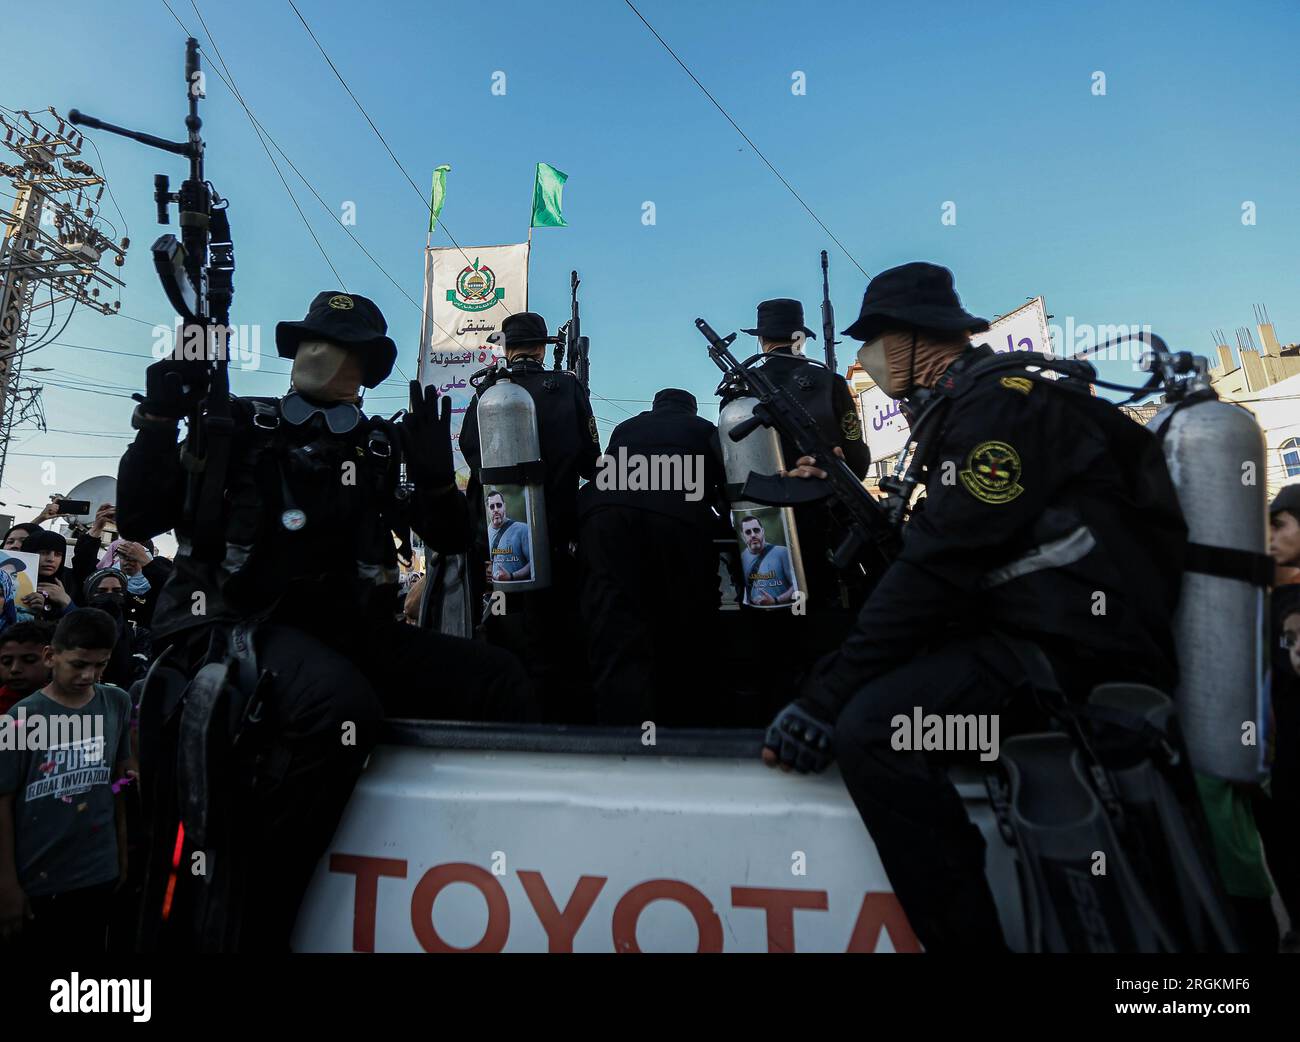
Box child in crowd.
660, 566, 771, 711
0, 622, 54, 715
0, 609, 136, 952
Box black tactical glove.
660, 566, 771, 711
136, 356, 209, 420
763, 701, 836, 774
399, 380, 455, 492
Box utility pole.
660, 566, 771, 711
0, 106, 128, 488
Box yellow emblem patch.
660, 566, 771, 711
328, 294, 354, 310
841, 410, 862, 441
1000, 376, 1032, 395
588, 416, 599, 443
959, 440, 1024, 504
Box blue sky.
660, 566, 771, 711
2, 0, 1298, 519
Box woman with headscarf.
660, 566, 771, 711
2, 523, 39, 552
82, 567, 153, 689
91, 537, 168, 628
18, 528, 75, 622
66, 502, 171, 626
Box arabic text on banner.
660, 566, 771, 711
417, 242, 530, 487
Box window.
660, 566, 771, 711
1282, 438, 1300, 478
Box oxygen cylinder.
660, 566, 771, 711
718, 395, 809, 609
477, 376, 551, 592
1149, 397, 1268, 782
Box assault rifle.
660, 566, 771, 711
697, 317, 900, 571
820, 250, 838, 373
568, 269, 589, 389
70, 37, 236, 557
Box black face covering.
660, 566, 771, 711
89, 592, 125, 616
280, 391, 361, 434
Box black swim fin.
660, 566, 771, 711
991, 732, 1174, 952
988, 683, 1242, 952
1085, 684, 1241, 952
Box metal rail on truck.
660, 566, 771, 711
379, 718, 991, 794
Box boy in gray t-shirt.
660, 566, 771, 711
0, 608, 135, 952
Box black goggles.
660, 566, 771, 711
280, 391, 361, 433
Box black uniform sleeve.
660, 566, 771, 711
459, 395, 481, 476
116, 419, 186, 542
574, 382, 600, 479
411, 486, 471, 554
832, 374, 871, 478
806, 382, 1105, 715
70, 533, 102, 603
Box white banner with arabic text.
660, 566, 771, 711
418, 242, 530, 487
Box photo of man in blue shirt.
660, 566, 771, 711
486, 490, 532, 582
738, 514, 797, 606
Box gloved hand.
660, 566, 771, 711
137, 356, 209, 419
399, 380, 455, 492
762, 701, 836, 774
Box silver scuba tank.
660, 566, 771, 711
718, 394, 809, 609
477, 375, 552, 592
1149, 395, 1269, 783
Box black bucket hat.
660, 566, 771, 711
275, 291, 398, 389
742, 298, 816, 341
496, 312, 558, 349
842, 262, 989, 342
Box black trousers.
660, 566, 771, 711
24, 881, 117, 954
833, 640, 1024, 952
1255, 689, 1300, 935
170, 618, 537, 951
483, 549, 591, 723
578, 508, 720, 726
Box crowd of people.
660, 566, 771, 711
0, 506, 162, 952
0, 262, 1296, 953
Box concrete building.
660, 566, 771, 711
1208, 315, 1300, 497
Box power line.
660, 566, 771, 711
171, 3, 628, 421
280, 6, 632, 418
621, 0, 869, 280
283, 0, 514, 322
66, 324, 412, 392
81, 134, 129, 241
15, 297, 79, 361
9, 451, 124, 459
159, 0, 451, 368
186, 1, 347, 290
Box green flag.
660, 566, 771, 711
530, 162, 568, 228
428, 164, 451, 233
